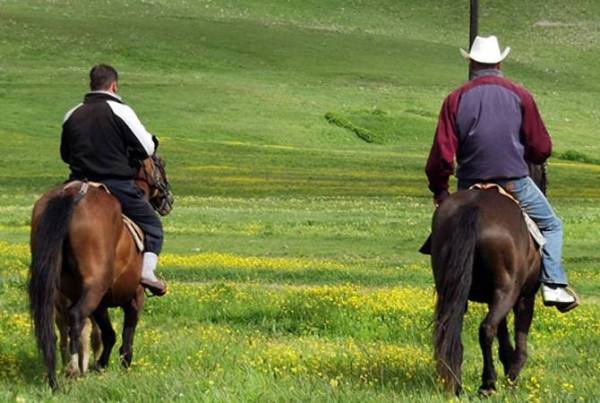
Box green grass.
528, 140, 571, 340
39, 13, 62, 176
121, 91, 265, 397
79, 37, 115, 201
1, 0, 600, 401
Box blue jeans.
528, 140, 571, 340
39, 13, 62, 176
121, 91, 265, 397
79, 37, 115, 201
458, 176, 567, 286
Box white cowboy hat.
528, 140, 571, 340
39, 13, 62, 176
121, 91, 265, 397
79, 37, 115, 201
460, 35, 510, 64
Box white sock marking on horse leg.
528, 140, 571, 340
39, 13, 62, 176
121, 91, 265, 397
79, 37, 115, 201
66, 353, 80, 377
80, 319, 92, 373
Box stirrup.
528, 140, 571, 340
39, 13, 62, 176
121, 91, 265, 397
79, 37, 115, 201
556, 287, 580, 313
140, 277, 167, 297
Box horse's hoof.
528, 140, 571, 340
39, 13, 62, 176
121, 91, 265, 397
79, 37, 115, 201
119, 356, 132, 369
92, 363, 107, 373
65, 364, 80, 378
505, 376, 518, 389
49, 376, 59, 391
119, 348, 132, 369
478, 385, 496, 397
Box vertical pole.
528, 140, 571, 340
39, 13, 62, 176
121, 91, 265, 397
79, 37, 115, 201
469, 0, 479, 79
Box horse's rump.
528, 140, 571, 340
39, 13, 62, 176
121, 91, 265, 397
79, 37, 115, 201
436, 190, 538, 295
33, 184, 143, 304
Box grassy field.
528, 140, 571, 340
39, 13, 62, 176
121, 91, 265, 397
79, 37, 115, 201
1, 0, 600, 401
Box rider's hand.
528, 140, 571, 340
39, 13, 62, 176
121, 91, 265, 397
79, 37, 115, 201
434, 190, 449, 207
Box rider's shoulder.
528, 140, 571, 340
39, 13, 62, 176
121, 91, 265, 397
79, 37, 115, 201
106, 100, 138, 119
62, 103, 84, 124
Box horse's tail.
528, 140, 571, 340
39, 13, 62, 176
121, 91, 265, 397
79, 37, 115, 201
29, 193, 77, 389
433, 205, 479, 395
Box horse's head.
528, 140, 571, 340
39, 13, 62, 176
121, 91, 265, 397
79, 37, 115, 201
138, 154, 174, 216
527, 162, 547, 195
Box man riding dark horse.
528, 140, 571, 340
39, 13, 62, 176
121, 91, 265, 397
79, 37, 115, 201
425, 36, 578, 312
60, 64, 167, 296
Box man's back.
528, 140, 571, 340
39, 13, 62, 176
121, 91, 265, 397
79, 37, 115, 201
61, 91, 155, 181
426, 68, 551, 196
453, 70, 528, 181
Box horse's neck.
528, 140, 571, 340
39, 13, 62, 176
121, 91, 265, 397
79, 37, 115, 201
527, 163, 547, 195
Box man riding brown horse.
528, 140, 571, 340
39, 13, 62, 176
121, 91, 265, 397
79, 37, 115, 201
422, 35, 580, 396
425, 35, 578, 312
60, 64, 167, 296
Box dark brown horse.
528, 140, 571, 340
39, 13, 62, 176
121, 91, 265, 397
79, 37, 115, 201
427, 164, 546, 396
28, 155, 172, 389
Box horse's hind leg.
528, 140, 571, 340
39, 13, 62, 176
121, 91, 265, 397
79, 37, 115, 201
497, 318, 515, 377
67, 288, 105, 375
120, 288, 144, 368
508, 295, 535, 382
479, 291, 516, 396
92, 306, 116, 370
58, 294, 92, 376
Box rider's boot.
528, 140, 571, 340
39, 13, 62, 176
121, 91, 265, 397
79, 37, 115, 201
541, 283, 579, 313
140, 252, 167, 296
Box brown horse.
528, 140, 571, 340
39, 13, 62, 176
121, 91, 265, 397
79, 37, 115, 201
426, 164, 545, 396
28, 155, 172, 389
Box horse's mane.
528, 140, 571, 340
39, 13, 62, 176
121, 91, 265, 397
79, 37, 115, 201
528, 162, 547, 195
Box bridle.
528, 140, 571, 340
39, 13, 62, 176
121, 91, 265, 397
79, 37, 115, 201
138, 154, 174, 216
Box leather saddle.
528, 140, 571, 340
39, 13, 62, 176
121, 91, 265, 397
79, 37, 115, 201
420, 184, 545, 255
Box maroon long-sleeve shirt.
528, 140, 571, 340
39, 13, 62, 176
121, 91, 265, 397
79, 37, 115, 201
425, 69, 552, 196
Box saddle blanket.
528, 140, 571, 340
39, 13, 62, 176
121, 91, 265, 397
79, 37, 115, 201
470, 183, 546, 249
63, 181, 145, 252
